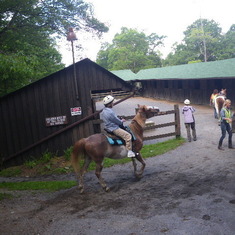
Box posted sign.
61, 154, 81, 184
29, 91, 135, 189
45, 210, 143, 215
45, 116, 68, 126
71, 107, 82, 116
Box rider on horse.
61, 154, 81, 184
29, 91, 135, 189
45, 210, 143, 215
100, 95, 136, 158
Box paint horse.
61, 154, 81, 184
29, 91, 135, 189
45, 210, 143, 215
214, 89, 227, 119
71, 105, 159, 193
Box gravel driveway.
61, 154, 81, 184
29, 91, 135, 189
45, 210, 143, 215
0, 97, 234, 235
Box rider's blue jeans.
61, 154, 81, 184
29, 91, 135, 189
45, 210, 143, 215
219, 121, 232, 146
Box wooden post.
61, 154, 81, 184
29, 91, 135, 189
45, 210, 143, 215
174, 104, 181, 138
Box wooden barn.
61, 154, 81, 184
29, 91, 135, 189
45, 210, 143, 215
0, 58, 132, 167
112, 58, 235, 107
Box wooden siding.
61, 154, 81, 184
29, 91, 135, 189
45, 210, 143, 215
141, 78, 235, 107
0, 59, 131, 167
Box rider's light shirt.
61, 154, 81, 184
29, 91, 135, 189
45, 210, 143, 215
100, 107, 123, 132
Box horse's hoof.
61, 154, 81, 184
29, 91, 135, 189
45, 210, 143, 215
78, 185, 84, 194
135, 174, 143, 179
104, 186, 110, 192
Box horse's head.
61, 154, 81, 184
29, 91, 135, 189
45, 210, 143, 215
137, 105, 159, 119
131, 105, 159, 129
220, 88, 227, 97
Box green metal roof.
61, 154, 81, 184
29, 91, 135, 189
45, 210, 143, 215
111, 58, 235, 81
136, 58, 235, 80
110, 69, 137, 81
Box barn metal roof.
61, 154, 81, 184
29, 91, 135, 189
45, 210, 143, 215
111, 58, 235, 81
111, 69, 137, 81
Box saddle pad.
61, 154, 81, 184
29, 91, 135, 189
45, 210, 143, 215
106, 136, 125, 145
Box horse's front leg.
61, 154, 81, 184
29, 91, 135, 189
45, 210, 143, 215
133, 153, 146, 178
95, 163, 110, 192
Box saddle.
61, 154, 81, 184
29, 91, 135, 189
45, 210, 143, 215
104, 126, 136, 146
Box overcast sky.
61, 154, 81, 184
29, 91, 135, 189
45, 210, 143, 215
59, 0, 235, 66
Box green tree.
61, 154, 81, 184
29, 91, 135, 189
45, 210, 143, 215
164, 43, 196, 66
96, 27, 165, 73
217, 24, 235, 60
0, 0, 108, 96
164, 19, 235, 66
183, 19, 222, 62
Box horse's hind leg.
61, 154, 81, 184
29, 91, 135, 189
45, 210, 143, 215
95, 163, 110, 192
79, 157, 92, 193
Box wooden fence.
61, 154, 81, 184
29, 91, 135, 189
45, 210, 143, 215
143, 104, 181, 140
94, 104, 181, 141
91, 90, 132, 101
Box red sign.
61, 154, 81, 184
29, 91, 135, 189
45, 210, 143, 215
70, 107, 82, 116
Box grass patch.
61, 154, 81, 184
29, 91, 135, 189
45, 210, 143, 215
0, 137, 185, 195
141, 137, 185, 158
0, 156, 72, 178
0, 192, 14, 200
99, 137, 185, 169
0, 137, 185, 177
0, 181, 76, 192
0, 167, 22, 177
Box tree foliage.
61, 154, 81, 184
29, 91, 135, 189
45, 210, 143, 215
0, 0, 108, 96
217, 24, 235, 60
96, 27, 166, 73
164, 19, 235, 66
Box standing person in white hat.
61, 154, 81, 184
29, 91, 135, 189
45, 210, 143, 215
100, 95, 136, 158
182, 99, 197, 142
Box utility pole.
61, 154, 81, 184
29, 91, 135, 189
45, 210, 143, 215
200, 18, 207, 62
67, 28, 79, 99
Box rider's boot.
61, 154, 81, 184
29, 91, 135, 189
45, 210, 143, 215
127, 150, 136, 158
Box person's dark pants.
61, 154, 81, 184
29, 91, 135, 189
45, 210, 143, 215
218, 121, 233, 147
185, 122, 197, 142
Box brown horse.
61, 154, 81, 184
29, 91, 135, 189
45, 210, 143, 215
71, 105, 159, 193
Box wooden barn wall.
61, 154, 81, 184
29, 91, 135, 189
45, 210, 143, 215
141, 78, 235, 107
0, 60, 130, 167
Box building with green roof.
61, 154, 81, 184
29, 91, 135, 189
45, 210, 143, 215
136, 58, 235, 80
111, 69, 137, 81
111, 58, 235, 106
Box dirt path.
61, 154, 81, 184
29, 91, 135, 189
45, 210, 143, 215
0, 97, 235, 235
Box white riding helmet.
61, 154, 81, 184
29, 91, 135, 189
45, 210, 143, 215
184, 99, 190, 105
103, 95, 114, 105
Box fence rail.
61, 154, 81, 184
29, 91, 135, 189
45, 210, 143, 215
91, 91, 132, 100
142, 105, 181, 141
94, 104, 181, 142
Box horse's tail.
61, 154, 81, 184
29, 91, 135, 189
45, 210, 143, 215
71, 138, 86, 176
